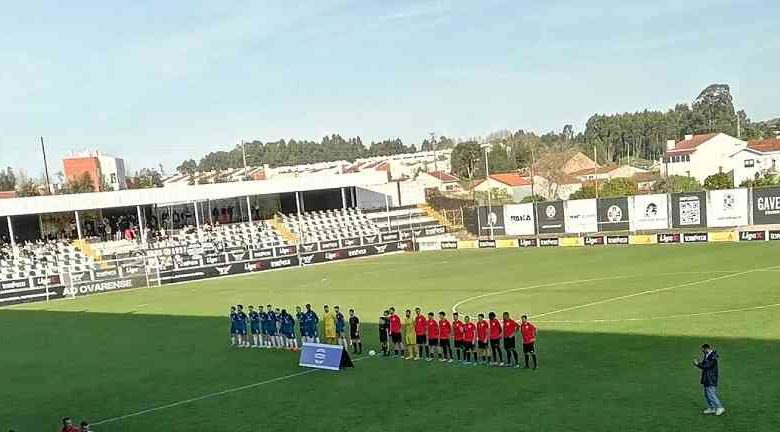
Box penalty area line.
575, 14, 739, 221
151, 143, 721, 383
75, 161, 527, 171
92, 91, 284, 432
93, 356, 366, 426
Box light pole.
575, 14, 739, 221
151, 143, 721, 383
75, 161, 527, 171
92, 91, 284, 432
241, 139, 248, 181
483, 144, 494, 240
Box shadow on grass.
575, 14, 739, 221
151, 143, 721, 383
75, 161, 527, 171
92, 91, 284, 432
1, 309, 778, 432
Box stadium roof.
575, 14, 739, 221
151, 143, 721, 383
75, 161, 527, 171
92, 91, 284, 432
0, 171, 388, 218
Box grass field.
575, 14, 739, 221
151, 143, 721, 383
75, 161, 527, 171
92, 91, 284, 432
3, 243, 780, 431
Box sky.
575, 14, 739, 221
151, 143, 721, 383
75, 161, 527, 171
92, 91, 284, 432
2, 0, 778, 176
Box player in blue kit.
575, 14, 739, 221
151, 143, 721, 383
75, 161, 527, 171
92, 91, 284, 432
274, 308, 284, 348
266, 304, 278, 348
335, 306, 347, 348
258, 305, 270, 348
235, 305, 248, 347
280, 309, 298, 350
228, 306, 238, 346
248, 306, 261, 348
304, 304, 320, 343
295, 306, 307, 342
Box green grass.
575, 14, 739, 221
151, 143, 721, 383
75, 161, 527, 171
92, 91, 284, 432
4, 243, 780, 431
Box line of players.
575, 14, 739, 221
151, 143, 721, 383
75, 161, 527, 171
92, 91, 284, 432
379, 308, 538, 368
229, 304, 364, 354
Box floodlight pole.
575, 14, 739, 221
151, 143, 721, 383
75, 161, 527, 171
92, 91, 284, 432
484, 145, 494, 240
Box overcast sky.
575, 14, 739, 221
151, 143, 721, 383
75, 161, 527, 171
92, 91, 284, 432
2, 0, 778, 176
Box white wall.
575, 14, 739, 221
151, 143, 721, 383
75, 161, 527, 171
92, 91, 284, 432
356, 181, 427, 209
663, 134, 746, 183
97, 156, 127, 190
731, 149, 780, 184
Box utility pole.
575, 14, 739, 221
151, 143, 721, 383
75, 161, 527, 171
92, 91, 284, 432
430, 132, 439, 177
241, 139, 248, 181
594, 146, 599, 200
40, 137, 52, 194
736, 111, 741, 139
484, 145, 494, 240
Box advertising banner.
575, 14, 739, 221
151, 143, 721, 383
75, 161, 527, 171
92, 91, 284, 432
657, 233, 681, 244
559, 237, 583, 247
478, 206, 506, 236
539, 238, 560, 247
709, 231, 737, 242
565, 199, 598, 234
362, 234, 379, 245
672, 192, 707, 228
752, 187, 780, 225
597, 197, 630, 232
275, 245, 297, 257
339, 237, 361, 248
62, 277, 146, 297
707, 189, 749, 227
517, 238, 538, 248
770, 231, 780, 241
227, 249, 250, 262
320, 240, 341, 250
682, 232, 708, 243
630, 194, 669, 231
478, 239, 497, 248
606, 235, 630, 245
299, 342, 353, 371
535, 201, 566, 234
381, 232, 400, 242
584, 236, 604, 246
399, 231, 413, 241
630, 234, 656, 245
299, 243, 319, 254
739, 231, 766, 241
174, 256, 202, 269
0, 278, 30, 291
503, 204, 535, 236
251, 248, 274, 259
422, 225, 446, 236
441, 241, 458, 249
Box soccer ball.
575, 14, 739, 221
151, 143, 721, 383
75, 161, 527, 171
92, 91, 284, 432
368, 350, 376, 356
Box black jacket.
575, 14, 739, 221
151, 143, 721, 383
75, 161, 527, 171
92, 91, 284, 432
697, 350, 719, 386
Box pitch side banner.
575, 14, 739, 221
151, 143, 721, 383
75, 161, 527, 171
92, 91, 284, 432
657, 233, 681, 244
539, 237, 560, 247
441, 241, 458, 249
630, 194, 669, 231
478, 206, 506, 236
517, 238, 538, 248
672, 192, 707, 228
707, 189, 748, 227
739, 231, 766, 241
584, 236, 604, 246
565, 199, 597, 234
275, 245, 297, 257
770, 231, 780, 241
478, 239, 497, 248
752, 187, 780, 225
535, 201, 565, 234
597, 197, 630, 231
502, 204, 535, 236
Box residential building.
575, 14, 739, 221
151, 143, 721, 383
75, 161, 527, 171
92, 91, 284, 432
730, 138, 780, 184
416, 171, 461, 193
473, 172, 533, 202
532, 174, 582, 200
63, 151, 127, 191
661, 133, 746, 183
569, 164, 647, 182
534, 150, 598, 175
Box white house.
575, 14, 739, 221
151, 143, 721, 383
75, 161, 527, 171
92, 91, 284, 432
532, 174, 582, 200
416, 171, 461, 192
473, 173, 533, 202
661, 133, 746, 183
729, 138, 780, 184
569, 164, 647, 182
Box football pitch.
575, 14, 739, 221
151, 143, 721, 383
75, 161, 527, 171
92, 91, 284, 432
3, 243, 780, 431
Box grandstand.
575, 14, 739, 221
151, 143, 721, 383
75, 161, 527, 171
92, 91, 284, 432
281, 208, 378, 244
364, 206, 440, 232
1, 240, 95, 280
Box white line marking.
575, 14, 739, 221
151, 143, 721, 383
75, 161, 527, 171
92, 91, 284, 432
535, 265, 780, 319
93, 356, 366, 426
450, 270, 740, 314
537, 301, 780, 324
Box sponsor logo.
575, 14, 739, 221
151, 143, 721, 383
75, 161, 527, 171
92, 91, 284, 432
606, 205, 623, 222
539, 238, 559, 247
301, 243, 317, 252
722, 193, 735, 210
1, 280, 28, 290
487, 211, 499, 226
252, 249, 273, 258
204, 255, 223, 265
342, 238, 358, 247
300, 255, 315, 265
325, 251, 341, 261
441, 241, 458, 249
230, 251, 247, 261
270, 258, 292, 268
657, 233, 680, 244
606, 235, 629, 245
63, 279, 134, 296
70, 272, 89, 283
399, 231, 413, 240
412, 229, 423, 237
215, 265, 232, 276
584, 236, 604, 246
321, 240, 340, 250
545, 205, 556, 219
739, 231, 765, 241
424, 226, 446, 236
396, 242, 409, 250
769, 231, 780, 241
94, 269, 119, 278
518, 238, 537, 248
682, 233, 708, 243
348, 248, 368, 257
244, 262, 260, 272
478, 239, 496, 248
177, 259, 200, 268
509, 214, 532, 222
382, 232, 400, 242
363, 235, 378, 244
645, 203, 658, 217
373, 245, 388, 253
121, 266, 142, 276
276, 246, 295, 256
757, 196, 780, 214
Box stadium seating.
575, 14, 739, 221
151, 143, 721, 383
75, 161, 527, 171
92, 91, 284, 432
0, 240, 96, 280
364, 206, 440, 232
147, 220, 289, 252
282, 208, 379, 243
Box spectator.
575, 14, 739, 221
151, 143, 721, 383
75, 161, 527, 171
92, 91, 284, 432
694, 343, 725, 416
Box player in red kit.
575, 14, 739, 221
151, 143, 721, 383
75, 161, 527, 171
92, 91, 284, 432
520, 315, 538, 369
462, 315, 476, 364
488, 312, 504, 366
476, 313, 489, 365
438, 311, 453, 362
452, 312, 465, 362
414, 308, 427, 361
389, 307, 403, 357
426, 312, 439, 361
502, 312, 520, 367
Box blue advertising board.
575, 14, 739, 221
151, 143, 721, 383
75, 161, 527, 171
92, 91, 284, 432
299, 342, 353, 371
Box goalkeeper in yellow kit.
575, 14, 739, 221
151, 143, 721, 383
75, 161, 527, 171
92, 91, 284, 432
403, 309, 418, 359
